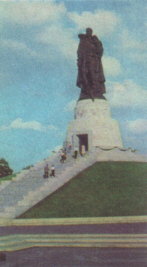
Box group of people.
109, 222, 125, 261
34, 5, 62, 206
60, 144, 86, 161
43, 143, 86, 179
44, 164, 55, 179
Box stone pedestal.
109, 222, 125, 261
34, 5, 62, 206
66, 99, 123, 151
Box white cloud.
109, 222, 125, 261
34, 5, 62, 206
125, 119, 147, 135
47, 125, 58, 131
0, 118, 58, 132
121, 29, 146, 50
130, 52, 147, 63
107, 80, 147, 108
10, 118, 46, 131
102, 56, 122, 77
120, 29, 147, 62
1, 24, 78, 63
1, 5, 121, 63
37, 24, 78, 60
1, 39, 38, 58
2, 2, 66, 25
68, 10, 120, 38
64, 100, 77, 112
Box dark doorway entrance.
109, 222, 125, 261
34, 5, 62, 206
77, 134, 88, 151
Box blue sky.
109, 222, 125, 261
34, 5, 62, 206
0, 0, 146, 172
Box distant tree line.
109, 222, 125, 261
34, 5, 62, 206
22, 164, 33, 170
0, 158, 13, 178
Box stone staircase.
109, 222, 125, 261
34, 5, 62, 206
0, 147, 146, 220
0, 151, 98, 219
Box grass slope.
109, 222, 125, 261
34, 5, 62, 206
18, 162, 147, 218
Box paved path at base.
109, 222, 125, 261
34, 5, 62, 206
0, 222, 147, 236
0, 222, 147, 251
1, 247, 147, 267
0, 219, 146, 265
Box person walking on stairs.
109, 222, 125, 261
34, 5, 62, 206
74, 145, 78, 159
81, 145, 85, 156
44, 164, 49, 178
50, 165, 55, 177
60, 150, 66, 163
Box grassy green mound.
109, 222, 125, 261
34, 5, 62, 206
18, 162, 147, 219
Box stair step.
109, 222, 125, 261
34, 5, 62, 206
0, 181, 12, 191
0, 152, 97, 219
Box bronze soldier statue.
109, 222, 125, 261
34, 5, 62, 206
77, 28, 106, 101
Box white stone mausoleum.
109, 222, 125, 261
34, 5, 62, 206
66, 99, 123, 152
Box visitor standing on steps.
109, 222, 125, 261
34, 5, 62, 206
60, 150, 66, 163
81, 145, 85, 156
44, 164, 49, 178
63, 153, 66, 163
64, 146, 67, 155
68, 143, 72, 153
50, 165, 55, 177
60, 150, 64, 163
74, 145, 78, 159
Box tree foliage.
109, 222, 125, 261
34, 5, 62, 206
22, 165, 33, 170
0, 158, 13, 178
